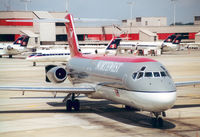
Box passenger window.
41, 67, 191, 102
153, 72, 160, 77
132, 73, 137, 79
161, 71, 167, 77
137, 72, 143, 79
145, 72, 153, 77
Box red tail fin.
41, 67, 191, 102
65, 14, 82, 57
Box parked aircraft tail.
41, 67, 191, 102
172, 36, 182, 44
163, 34, 177, 43
13, 35, 25, 45
13, 35, 29, 47
106, 37, 122, 50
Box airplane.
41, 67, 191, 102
26, 37, 121, 66
118, 34, 182, 53
0, 14, 200, 128
0, 35, 29, 58
161, 35, 183, 51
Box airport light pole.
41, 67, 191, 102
21, 0, 31, 11
171, 0, 177, 26
127, 1, 135, 40
127, 1, 135, 20
66, 0, 69, 12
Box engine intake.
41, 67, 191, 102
45, 65, 67, 83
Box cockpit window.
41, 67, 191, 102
132, 72, 137, 79
153, 72, 160, 77
160, 66, 166, 71
161, 71, 167, 77
165, 71, 171, 78
140, 66, 146, 71
145, 72, 153, 77
137, 72, 143, 79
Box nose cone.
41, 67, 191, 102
138, 80, 176, 112
133, 91, 176, 112
150, 91, 176, 112
130, 79, 177, 112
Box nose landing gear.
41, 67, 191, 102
151, 112, 166, 128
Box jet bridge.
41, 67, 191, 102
33, 11, 56, 45
139, 29, 157, 42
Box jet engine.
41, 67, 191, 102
45, 65, 67, 83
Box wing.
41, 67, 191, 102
0, 86, 95, 94
175, 81, 200, 87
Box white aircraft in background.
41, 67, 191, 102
0, 35, 29, 58
118, 34, 182, 52
26, 37, 121, 66
0, 14, 200, 128
161, 35, 183, 51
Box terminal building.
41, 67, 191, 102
0, 11, 200, 48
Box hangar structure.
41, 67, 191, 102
0, 11, 200, 48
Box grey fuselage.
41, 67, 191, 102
66, 55, 176, 113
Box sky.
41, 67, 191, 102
0, 0, 200, 26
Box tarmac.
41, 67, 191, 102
0, 50, 200, 137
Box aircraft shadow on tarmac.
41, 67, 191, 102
172, 104, 200, 109
0, 98, 178, 129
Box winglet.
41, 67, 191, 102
65, 14, 82, 57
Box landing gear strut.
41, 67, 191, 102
151, 112, 166, 128
65, 93, 80, 112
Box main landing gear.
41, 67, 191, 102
151, 112, 166, 128
9, 55, 12, 58
63, 93, 80, 112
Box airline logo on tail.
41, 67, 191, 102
172, 36, 182, 44
13, 35, 30, 47
164, 34, 176, 43
13, 36, 24, 45
106, 37, 121, 50
65, 14, 82, 57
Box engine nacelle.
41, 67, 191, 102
45, 65, 67, 83
7, 45, 13, 50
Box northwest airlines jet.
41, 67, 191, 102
0, 14, 200, 128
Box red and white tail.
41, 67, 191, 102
65, 14, 82, 57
